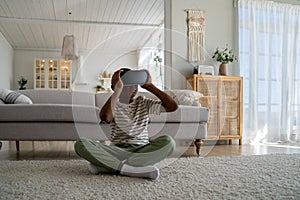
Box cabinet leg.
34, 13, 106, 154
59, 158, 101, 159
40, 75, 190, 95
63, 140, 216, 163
16, 141, 20, 152
194, 139, 203, 156
229, 139, 232, 145
239, 139, 242, 145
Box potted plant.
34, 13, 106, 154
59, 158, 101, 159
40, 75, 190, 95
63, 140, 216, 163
17, 76, 28, 90
153, 55, 162, 66
95, 85, 105, 92
212, 46, 237, 75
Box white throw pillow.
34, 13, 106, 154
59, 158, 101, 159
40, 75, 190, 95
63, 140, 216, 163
0, 88, 33, 104
164, 90, 203, 106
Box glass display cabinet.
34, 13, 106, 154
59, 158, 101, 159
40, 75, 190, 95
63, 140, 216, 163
34, 59, 72, 90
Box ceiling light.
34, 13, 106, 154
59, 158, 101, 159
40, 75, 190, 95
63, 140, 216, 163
61, 35, 79, 60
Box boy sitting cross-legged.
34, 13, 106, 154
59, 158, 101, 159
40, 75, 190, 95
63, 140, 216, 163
74, 68, 178, 180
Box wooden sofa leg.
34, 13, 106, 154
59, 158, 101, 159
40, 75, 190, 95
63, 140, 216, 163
0, 141, 2, 151
194, 139, 203, 156
16, 141, 20, 152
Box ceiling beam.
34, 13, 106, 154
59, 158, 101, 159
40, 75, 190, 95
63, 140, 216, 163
0, 16, 161, 28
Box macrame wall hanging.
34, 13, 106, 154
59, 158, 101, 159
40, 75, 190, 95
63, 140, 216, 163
185, 9, 206, 62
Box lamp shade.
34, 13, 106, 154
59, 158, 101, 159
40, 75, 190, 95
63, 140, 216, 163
61, 35, 79, 60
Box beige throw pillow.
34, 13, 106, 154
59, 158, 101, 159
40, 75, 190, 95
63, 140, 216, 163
164, 90, 203, 106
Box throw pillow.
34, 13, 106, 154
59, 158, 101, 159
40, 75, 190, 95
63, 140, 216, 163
164, 90, 203, 106
0, 88, 33, 104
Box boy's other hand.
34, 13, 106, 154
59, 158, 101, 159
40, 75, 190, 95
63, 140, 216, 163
141, 70, 153, 89
112, 69, 123, 91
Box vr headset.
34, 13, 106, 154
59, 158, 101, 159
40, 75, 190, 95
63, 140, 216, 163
121, 70, 148, 85
111, 69, 148, 90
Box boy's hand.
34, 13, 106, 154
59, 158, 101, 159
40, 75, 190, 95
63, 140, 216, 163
140, 69, 178, 113
111, 69, 123, 91
141, 70, 153, 89
100, 69, 123, 123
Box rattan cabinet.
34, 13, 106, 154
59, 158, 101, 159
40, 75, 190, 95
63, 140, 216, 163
186, 75, 243, 144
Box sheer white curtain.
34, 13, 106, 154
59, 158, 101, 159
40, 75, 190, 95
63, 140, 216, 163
238, 0, 300, 144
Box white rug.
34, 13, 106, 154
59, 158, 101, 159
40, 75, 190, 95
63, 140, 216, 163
0, 154, 299, 199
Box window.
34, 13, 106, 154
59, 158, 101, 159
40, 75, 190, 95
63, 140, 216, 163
238, 0, 300, 143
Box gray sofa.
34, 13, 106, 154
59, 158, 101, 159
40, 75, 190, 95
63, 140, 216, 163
0, 90, 209, 155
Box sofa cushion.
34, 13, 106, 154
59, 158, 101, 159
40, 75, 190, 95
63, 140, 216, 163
17, 90, 95, 105
0, 104, 100, 123
150, 105, 209, 123
164, 90, 203, 106
0, 88, 33, 104
148, 122, 207, 139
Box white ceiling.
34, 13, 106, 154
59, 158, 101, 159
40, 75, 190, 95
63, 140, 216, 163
0, 0, 164, 52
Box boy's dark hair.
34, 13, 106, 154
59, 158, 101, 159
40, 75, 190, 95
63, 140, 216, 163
111, 68, 131, 90
120, 68, 131, 77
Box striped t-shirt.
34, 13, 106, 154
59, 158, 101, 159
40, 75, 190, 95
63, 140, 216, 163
110, 96, 162, 146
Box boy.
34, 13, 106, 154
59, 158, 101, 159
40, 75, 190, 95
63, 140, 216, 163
75, 68, 178, 180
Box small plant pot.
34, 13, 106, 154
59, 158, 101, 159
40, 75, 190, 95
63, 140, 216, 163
96, 88, 105, 92
219, 64, 227, 76
19, 86, 26, 90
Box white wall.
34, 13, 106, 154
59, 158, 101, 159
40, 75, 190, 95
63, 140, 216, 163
74, 49, 138, 92
0, 32, 13, 89
13, 49, 138, 91
13, 50, 71, 90
169, 0, 236, 89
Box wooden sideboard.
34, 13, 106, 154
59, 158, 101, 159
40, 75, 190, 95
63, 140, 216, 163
186, 75, 243, 144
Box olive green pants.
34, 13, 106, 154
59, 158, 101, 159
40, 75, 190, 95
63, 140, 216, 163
74, 135, 175, 173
